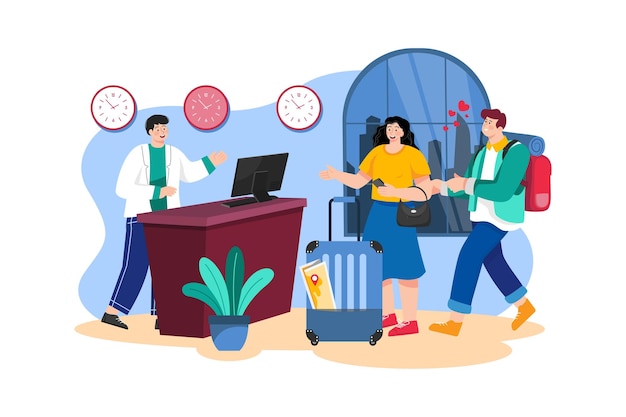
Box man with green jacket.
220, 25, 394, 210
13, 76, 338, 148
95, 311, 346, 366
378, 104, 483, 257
429, 108, 536, 336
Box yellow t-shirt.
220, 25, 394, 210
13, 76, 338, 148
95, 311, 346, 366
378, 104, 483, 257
359, 145, 430, 202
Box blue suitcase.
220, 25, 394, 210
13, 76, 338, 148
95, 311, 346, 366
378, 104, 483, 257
304, 196, 383, 346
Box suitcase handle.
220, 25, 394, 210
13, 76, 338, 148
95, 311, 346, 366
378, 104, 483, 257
328, 196, 361, 241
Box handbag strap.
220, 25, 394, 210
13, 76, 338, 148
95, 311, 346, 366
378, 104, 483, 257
399, 185, 428, 203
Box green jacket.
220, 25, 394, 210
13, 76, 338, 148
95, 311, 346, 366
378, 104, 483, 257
448, 140, 530, 223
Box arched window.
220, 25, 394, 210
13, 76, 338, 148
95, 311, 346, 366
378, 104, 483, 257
342, 48, 490, 236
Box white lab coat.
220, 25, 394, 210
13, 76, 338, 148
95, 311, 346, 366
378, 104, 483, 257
116, 144, 211, 218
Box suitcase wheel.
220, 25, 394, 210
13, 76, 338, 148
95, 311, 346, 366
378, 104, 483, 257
370, 240, 383, 253
369, 329, 383, 346
306, 329, 319, 346
305, 241, 319, 253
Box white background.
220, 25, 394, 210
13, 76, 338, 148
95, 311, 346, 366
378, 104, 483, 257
2, 1, 623, 415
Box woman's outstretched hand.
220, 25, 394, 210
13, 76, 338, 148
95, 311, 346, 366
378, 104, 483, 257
319, 165, 338, 180
431, 178, 443, 194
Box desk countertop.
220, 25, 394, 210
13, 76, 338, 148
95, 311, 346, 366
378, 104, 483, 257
137, 197, 307, 228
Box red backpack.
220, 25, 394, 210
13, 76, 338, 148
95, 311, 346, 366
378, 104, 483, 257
475, 140, 552, 211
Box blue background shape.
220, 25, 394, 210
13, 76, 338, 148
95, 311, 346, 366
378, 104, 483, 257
5, 1, 619, 414
80, 70, 532, 318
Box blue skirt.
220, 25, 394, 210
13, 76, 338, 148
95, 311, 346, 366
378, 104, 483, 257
362, 201, 426, 280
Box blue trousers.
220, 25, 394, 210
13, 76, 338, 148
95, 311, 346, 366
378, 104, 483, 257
448, 222, 527, 314
108, 217, 156, 315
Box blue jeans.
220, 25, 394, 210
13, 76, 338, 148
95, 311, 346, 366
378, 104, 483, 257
108, 217, 156, 315
448, 222, 527, 314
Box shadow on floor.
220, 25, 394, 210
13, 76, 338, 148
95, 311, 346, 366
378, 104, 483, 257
75, 308, 544, 369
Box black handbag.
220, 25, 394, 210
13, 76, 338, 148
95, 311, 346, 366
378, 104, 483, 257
396, 186, 431, 227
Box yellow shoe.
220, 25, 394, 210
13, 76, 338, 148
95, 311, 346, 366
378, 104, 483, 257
429, 320, 462, 336
512, 299, 536, 330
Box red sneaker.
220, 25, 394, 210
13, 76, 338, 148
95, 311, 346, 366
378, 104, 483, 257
388, 320, 419, 336
382, 313, 398, 328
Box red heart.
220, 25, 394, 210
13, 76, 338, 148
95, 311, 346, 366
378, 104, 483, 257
448, 110, 456, 117
458, 100, 470, 111
443, 126, 449, 131
453, 120, 460, 127
465, 114, 469, 118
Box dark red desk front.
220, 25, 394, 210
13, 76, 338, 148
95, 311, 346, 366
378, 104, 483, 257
138, 197, 307, 338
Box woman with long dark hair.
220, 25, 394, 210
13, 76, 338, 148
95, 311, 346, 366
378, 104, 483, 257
320, 116, 438, 336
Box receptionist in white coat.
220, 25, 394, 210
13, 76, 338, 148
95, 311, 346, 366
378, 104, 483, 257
101, 114, 227, 330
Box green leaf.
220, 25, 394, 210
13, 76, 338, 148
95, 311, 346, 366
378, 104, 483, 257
225, 246, 244, 317
198, 256, 231, 315
236, 268, 274, 315
181, 282, 223, 316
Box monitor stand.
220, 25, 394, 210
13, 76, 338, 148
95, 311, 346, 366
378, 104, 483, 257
221, 170, 277, 208
251, 170, 272, 202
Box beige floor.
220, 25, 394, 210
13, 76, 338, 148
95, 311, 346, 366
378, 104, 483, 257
75, 308, 543, 369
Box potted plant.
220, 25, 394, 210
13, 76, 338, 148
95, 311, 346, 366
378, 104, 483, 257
182, 245, 274, 351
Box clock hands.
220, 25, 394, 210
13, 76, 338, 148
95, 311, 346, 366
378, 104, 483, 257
105, 99, 119, 110
198, 98, 212, 110
291, 99, 304, 109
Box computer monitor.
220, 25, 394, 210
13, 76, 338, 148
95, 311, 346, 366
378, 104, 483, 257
222, 152, 289, 208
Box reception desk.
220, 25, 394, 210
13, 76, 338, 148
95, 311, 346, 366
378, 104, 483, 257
138, 197, 307, 338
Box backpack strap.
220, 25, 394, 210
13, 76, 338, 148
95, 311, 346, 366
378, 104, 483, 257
472, 139, 525, 193
502, 139, 520, 158
501, 140, 527, 189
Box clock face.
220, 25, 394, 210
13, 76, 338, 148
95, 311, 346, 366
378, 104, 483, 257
91, 85, 136, 131
276, 85, 322, 130
184, 85, 230, 131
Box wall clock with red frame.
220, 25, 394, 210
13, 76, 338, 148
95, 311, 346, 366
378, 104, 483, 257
276, 85, 322, 131
183, 85, 230, 131
91, 85, 136, 131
